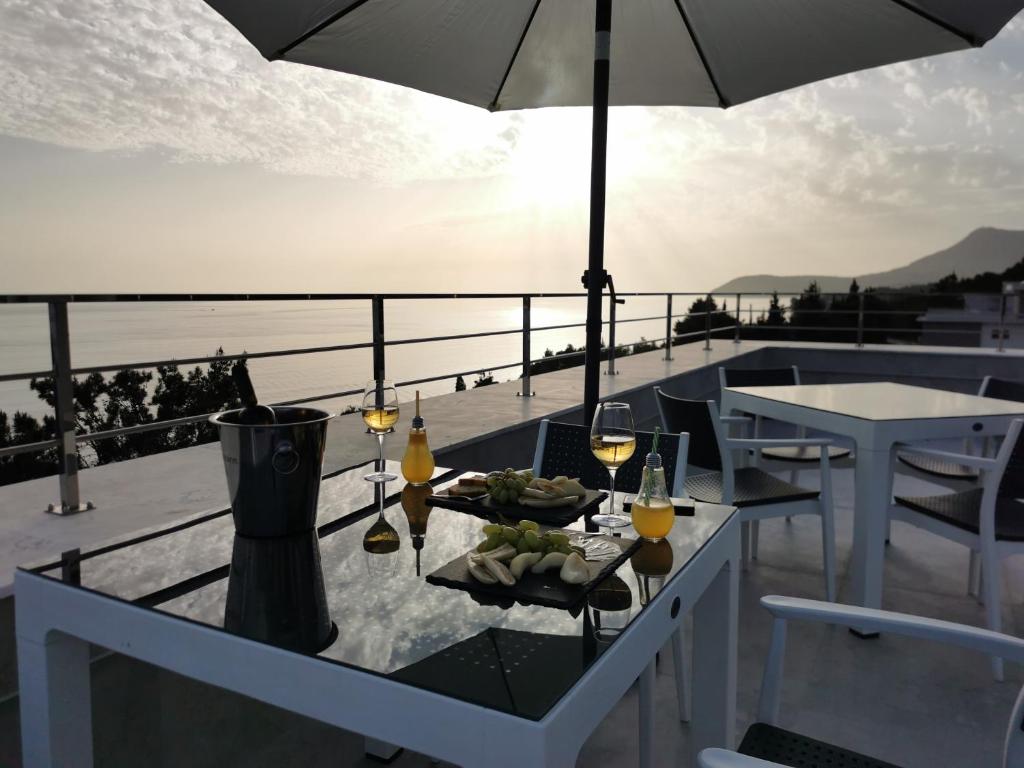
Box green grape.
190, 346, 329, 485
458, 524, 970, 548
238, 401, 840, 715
477, 534, 503, 553
501, 526, 521, 544
482, 523, 502, 536
524, 530, 543, 551
516, 537, 532, 554
517, 519, 540, 532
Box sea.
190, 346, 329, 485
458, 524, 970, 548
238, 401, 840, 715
0, 296, 717, 420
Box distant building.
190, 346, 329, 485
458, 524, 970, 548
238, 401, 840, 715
918, 282, 1024, 348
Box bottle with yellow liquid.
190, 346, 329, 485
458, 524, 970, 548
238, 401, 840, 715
401, 391, 435, 485
631, 428, 675, 542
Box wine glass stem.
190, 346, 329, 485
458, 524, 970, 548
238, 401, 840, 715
377, 432, 386, 474
608, 468, 617, 518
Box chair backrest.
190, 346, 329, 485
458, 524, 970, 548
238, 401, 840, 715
994, 419, 1024, 503
653, 387, 729, 474
980, 376, 1024, 404
718, 365, 800, 390
531, 420, 687, 497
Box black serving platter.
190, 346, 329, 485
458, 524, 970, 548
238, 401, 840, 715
425, 488, 608, 528
425, 531, 639, 610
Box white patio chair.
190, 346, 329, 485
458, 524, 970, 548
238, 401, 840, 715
654, 387, 837, 602
718, 365, 853, 558
697, 595, 1024, 768
531, 419, 693, 723
889, 417, 1024, 680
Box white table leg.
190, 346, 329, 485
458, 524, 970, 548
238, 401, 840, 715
690, 553, 739, 759
849, 445, 892, 632
639, 659, 656, 768
17, 630, 93, 768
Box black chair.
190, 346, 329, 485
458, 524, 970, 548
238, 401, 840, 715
890, 418, 1024, 680
529, 419, 692, 723
718, 365, 853, 465
530, 420, 686, 496
896, 376, 1024, 488
698, 594, 1024, 768
654, 387, 837, 600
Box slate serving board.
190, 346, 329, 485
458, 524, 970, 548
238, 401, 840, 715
425, 531, 640, 610
425, 488, 608, 528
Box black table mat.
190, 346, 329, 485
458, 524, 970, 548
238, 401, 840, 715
425, 532, 639, 610
425, 488, 608, 527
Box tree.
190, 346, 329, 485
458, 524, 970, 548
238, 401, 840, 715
673, 296, 733, 343
472, 371, 495, 388
454, 375, 466, 392
763, 291, 786, 326
790, 281, 826, 335
3, 349, 244, 486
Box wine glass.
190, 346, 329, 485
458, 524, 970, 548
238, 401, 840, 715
362, 380, 399, 483
590, 401, 636, 529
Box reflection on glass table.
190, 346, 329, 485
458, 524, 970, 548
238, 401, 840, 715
401, 482, 433, 576
631, 539, 675, 606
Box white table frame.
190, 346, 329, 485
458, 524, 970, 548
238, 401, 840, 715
17, 513, 739, 768
722, 384, 1023, 620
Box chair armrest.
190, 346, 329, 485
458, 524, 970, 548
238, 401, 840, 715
760, 595, 1024, 662
699, 749, 786, 768
719, 415, 753, 424
894, 444, 998, 471
726, 437, 832, 449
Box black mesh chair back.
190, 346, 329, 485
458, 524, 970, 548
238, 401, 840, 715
653, 388, 722, 471
720, 367, 798, 388
997, 420, 1024, 501
537, 421, 681, 494
984, 377, 1024, 404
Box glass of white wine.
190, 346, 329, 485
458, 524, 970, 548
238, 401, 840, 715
590, 401, 636, 529
362, 379, 399, 483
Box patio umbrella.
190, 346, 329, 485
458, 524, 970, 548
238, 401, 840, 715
205, 0, 1022, 423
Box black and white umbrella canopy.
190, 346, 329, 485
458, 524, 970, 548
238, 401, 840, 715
209, 0, 1020, 111
205, 0, 1023, 423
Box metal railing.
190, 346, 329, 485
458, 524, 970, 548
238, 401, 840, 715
0, 288, 1006, 513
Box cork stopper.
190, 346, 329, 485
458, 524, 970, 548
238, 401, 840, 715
412, 390, 424, 429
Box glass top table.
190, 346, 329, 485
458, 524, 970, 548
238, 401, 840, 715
22, 460, 733, 721
17, 459, 739, 767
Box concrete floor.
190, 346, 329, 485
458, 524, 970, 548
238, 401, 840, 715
1, 462, 1020, 768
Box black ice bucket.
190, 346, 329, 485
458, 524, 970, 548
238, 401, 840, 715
210, 406, 335, 537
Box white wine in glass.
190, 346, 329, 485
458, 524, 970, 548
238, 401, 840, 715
362, 380, 399, 483
590, 402, 636, 529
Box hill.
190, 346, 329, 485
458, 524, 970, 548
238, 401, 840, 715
714, 227, 1024, 294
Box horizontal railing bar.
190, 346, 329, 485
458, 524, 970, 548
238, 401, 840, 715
1, 290, 1008, 305
0, 369, 52, 384
68, 341, 375, 377
0, 438, 59, 458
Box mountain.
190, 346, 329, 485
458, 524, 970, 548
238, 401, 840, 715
714, 228, 1024, 294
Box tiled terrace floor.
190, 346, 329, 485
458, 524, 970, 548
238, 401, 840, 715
1, 460, 1021, 767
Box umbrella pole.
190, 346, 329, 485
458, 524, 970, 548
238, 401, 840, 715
583, 0, 612, 426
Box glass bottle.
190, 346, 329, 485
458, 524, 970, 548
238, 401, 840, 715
631, 429, 674, 541
401, 391, 435, 485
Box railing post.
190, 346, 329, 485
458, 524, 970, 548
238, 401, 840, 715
517, 296, 535, 396
663, 294, 673, 361
733, 292, 742, 344
605, 292, 617, 375
998, 292, 1008, 353
703, 294, 712, 351
46, 301, 91, 515
856, 292, 865, 348
371, 296, 385, 381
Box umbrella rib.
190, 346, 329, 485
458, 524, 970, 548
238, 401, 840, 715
269, 0, 377, 61
673, 0, 730, 108
885, 0, 983, 47
489, 0, 544, 111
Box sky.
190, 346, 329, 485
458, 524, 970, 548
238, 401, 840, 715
0, 1, 1022, 294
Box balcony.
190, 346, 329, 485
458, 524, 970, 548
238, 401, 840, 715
1, 292, 1023, 766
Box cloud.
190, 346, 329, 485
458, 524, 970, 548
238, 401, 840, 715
0, 0, 520, 183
